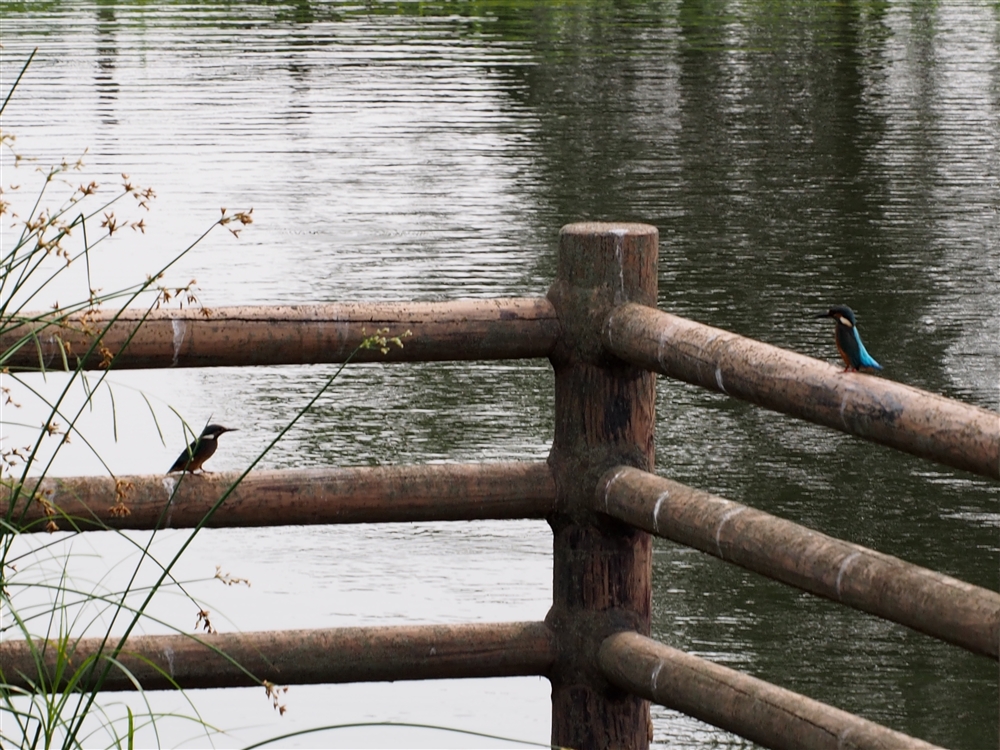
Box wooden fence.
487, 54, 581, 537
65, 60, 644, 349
2, 223, 998, 749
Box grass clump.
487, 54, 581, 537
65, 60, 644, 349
0, 49, 269, 749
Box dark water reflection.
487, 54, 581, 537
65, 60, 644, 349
2, 1, 997, 748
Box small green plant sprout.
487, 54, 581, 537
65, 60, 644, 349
359, 327, 412, 355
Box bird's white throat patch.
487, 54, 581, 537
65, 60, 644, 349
837, 316, 852, 327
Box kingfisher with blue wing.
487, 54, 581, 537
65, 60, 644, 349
815, 305, 882, 372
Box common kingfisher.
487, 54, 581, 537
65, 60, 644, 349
167, 424, 236, 474
815, 305, 882, 372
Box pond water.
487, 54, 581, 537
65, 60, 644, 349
2, 2, 997, 748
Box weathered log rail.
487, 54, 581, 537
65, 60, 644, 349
604, 302, 999, 479
598, 466, 1000, 658
1, 622, 555, 693
3, 462, 555, 531
598, 632, 943, 750
3, 223, 995, 750
0, 298, 559, 370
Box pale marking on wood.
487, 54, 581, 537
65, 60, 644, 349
45, 334, 61, 368
603, 467, 629, 514
650, 661, 663, 693
715, 366, 728, 394
652, 490, 670, 535
161, 476, 178, 526
715, 506, 747, 559
836, 551, 862, 599
163, 645, 175, 677
171, 319, 187, 367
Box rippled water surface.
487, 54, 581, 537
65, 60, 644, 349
2, 2, 997, 748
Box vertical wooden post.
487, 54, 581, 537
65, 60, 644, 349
546, 222, 658, 749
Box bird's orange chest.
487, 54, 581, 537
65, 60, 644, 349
834, 332, 852, 368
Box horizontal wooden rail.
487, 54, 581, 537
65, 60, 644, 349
1, 298, 559, 370
0, 621, 555, 693
2, 462, 556, 532
598, 631, 943, 750
598, 466, 1000, 659
604, 303, 1000, 479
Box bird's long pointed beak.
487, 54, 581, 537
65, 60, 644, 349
813, 311, 830, 319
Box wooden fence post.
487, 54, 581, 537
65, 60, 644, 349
546, 222, 658, 749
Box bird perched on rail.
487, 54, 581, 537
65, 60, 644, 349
815, 305, 882, 372
167, 424, 236, 474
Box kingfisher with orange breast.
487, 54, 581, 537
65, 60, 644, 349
815, 305, 882, 372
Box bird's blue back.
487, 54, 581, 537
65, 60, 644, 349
848, 326, 881, 370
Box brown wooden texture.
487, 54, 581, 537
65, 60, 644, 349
599, 632, 944, 750
0, 622, 555, 693
2, 298, 558, 370
604, 302, 1000, 479
546, 223, 658, 750
599, 466, 1000, 659
2, 462, 555, 532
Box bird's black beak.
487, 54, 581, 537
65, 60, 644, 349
813, 310, 831, 319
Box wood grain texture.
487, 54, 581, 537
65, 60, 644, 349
599, 632, 945, 750
599, 466, 1000, 659
3, 462, 555, 531
2, 298, 559, 369
546, 222, 658, 750
1, 622, 556, 692
604, 302, 1000, 479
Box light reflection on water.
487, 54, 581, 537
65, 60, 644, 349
2, 2, 997, 748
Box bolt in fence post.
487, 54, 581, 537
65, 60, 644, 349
546, 222, 658, 750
